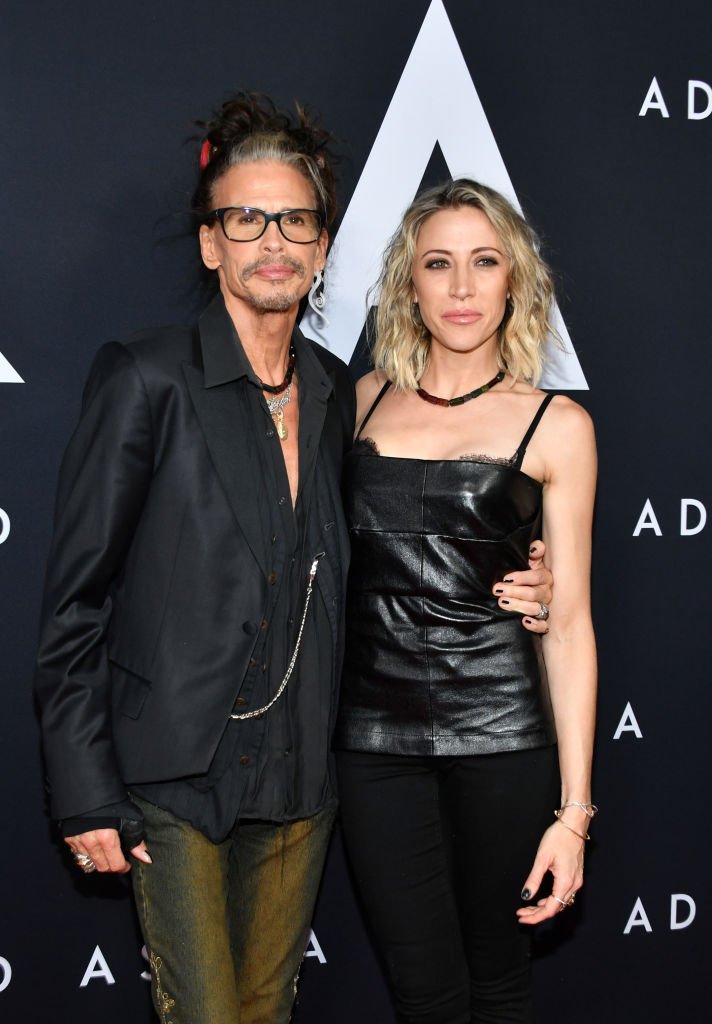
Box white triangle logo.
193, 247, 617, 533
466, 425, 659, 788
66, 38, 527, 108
0, 351, 23, 383
302, 0, 587, 389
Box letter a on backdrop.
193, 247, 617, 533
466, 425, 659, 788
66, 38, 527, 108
0, 350, 23, 383
302, 0, 588, 389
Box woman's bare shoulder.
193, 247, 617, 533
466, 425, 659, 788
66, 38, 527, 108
539, 395, 597, 482
355, 369, 390, 423
545, 394, 595, 437
355, 368, 388, 401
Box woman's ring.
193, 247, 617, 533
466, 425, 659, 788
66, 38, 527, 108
73, 852, 96, 873
551, 894, 568, 910
535, 603, 550, 621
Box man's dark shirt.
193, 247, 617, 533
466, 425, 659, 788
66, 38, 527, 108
132, 323, 340, 841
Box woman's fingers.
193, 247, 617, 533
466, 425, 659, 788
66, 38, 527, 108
517, 826, 584, 925
517, 887, 580, 925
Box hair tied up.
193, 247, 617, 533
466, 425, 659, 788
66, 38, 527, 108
199, 138, 219, 171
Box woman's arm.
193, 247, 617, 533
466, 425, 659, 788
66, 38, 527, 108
516, 396, 598, 924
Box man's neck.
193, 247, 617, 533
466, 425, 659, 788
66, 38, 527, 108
222, 292, 298, 386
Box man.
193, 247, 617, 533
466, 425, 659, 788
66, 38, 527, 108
35, 93, 552, 1024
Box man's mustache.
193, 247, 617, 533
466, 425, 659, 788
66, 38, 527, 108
241, 256, 306, 280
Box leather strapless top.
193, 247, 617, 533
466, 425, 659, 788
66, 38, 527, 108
334, 391, 557, 757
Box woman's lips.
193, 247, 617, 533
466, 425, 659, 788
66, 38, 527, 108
442, 309, 482, 324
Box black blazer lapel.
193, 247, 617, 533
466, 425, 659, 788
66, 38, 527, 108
182, 364, 268, 576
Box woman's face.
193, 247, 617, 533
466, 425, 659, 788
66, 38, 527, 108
411, 206, 510, 358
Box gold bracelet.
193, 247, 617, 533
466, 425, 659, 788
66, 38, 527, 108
553, 810, 590, 841
560, 801, 598, 818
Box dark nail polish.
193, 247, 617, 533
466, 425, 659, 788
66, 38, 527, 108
521, 888, 531, 900
523, 618, 532, 625
529, 546, 537, 554
494, 587, 503, 594
501, 599, 510, 605
503, 577, 514, 583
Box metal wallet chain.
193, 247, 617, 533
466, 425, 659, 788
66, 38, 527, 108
230, 552, 325, 721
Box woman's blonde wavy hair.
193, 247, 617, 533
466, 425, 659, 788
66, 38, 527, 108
371, 179, 559, 389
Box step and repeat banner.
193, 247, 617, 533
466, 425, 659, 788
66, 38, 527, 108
1, 1, 709, 1020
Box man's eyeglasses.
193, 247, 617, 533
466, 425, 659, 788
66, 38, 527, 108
207, 207, 324, 244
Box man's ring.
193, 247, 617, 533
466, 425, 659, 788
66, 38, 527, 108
73, 852, 96, 873
535, 603, 550, 621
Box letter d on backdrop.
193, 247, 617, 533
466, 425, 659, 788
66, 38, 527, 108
670, 894, 696, 930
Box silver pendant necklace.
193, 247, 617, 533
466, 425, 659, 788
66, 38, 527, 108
265, 380, 292, 440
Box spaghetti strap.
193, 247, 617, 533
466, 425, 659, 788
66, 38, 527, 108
356, 379, 392, 439
511, 393, 555, 470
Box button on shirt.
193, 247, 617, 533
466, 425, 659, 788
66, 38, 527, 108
133, 323, 338, 841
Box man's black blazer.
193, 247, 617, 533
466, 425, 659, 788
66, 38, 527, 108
35, 295, 355, 819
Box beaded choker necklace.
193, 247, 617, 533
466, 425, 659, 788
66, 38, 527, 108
259, 342, 295, 395
416, 369, 505, 407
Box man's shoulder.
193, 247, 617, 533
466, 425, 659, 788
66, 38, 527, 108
80, 323, 198, 409
301, 334, 351, 381
118, 323, 196, 369
299, 333, 356, 444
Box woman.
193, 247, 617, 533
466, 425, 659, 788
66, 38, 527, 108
334, 179, 597, 1023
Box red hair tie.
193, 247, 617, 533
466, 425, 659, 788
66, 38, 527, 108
199, 138, 217, 171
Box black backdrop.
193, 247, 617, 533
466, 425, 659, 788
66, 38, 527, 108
1, 2, 710, 1021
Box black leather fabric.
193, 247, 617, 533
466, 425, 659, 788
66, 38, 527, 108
334, 451, 556, 756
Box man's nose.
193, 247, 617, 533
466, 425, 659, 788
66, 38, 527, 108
261, 219, 285, 249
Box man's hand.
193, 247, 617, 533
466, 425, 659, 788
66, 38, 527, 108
492, 540, 553, 634
65, 829, 151, 874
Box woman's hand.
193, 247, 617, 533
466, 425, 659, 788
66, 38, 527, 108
492, 539, 553, 634
516, 819, 585, 925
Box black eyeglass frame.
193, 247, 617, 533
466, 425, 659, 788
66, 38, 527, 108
207, 207, 325, 244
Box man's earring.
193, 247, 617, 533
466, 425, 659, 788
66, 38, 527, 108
308, 270, 327, 322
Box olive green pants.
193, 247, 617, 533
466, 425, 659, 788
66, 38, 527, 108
131, 795, 336, 1024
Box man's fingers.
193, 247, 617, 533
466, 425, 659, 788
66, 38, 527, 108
129, 840, 153, 864
499, 600, 546, 623
528, 540, 546, 565
64, 829, 130, 874
496, 579, 547, 598
497, 567, 549, 588
495, 595, 548, 617
521, 615, 549, 635
84, 831, 130, 873
492, 572, 552, 608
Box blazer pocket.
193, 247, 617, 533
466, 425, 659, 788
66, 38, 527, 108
110, 661, 152, 720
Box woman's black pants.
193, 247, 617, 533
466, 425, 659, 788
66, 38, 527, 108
336, 746, 559, 1024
